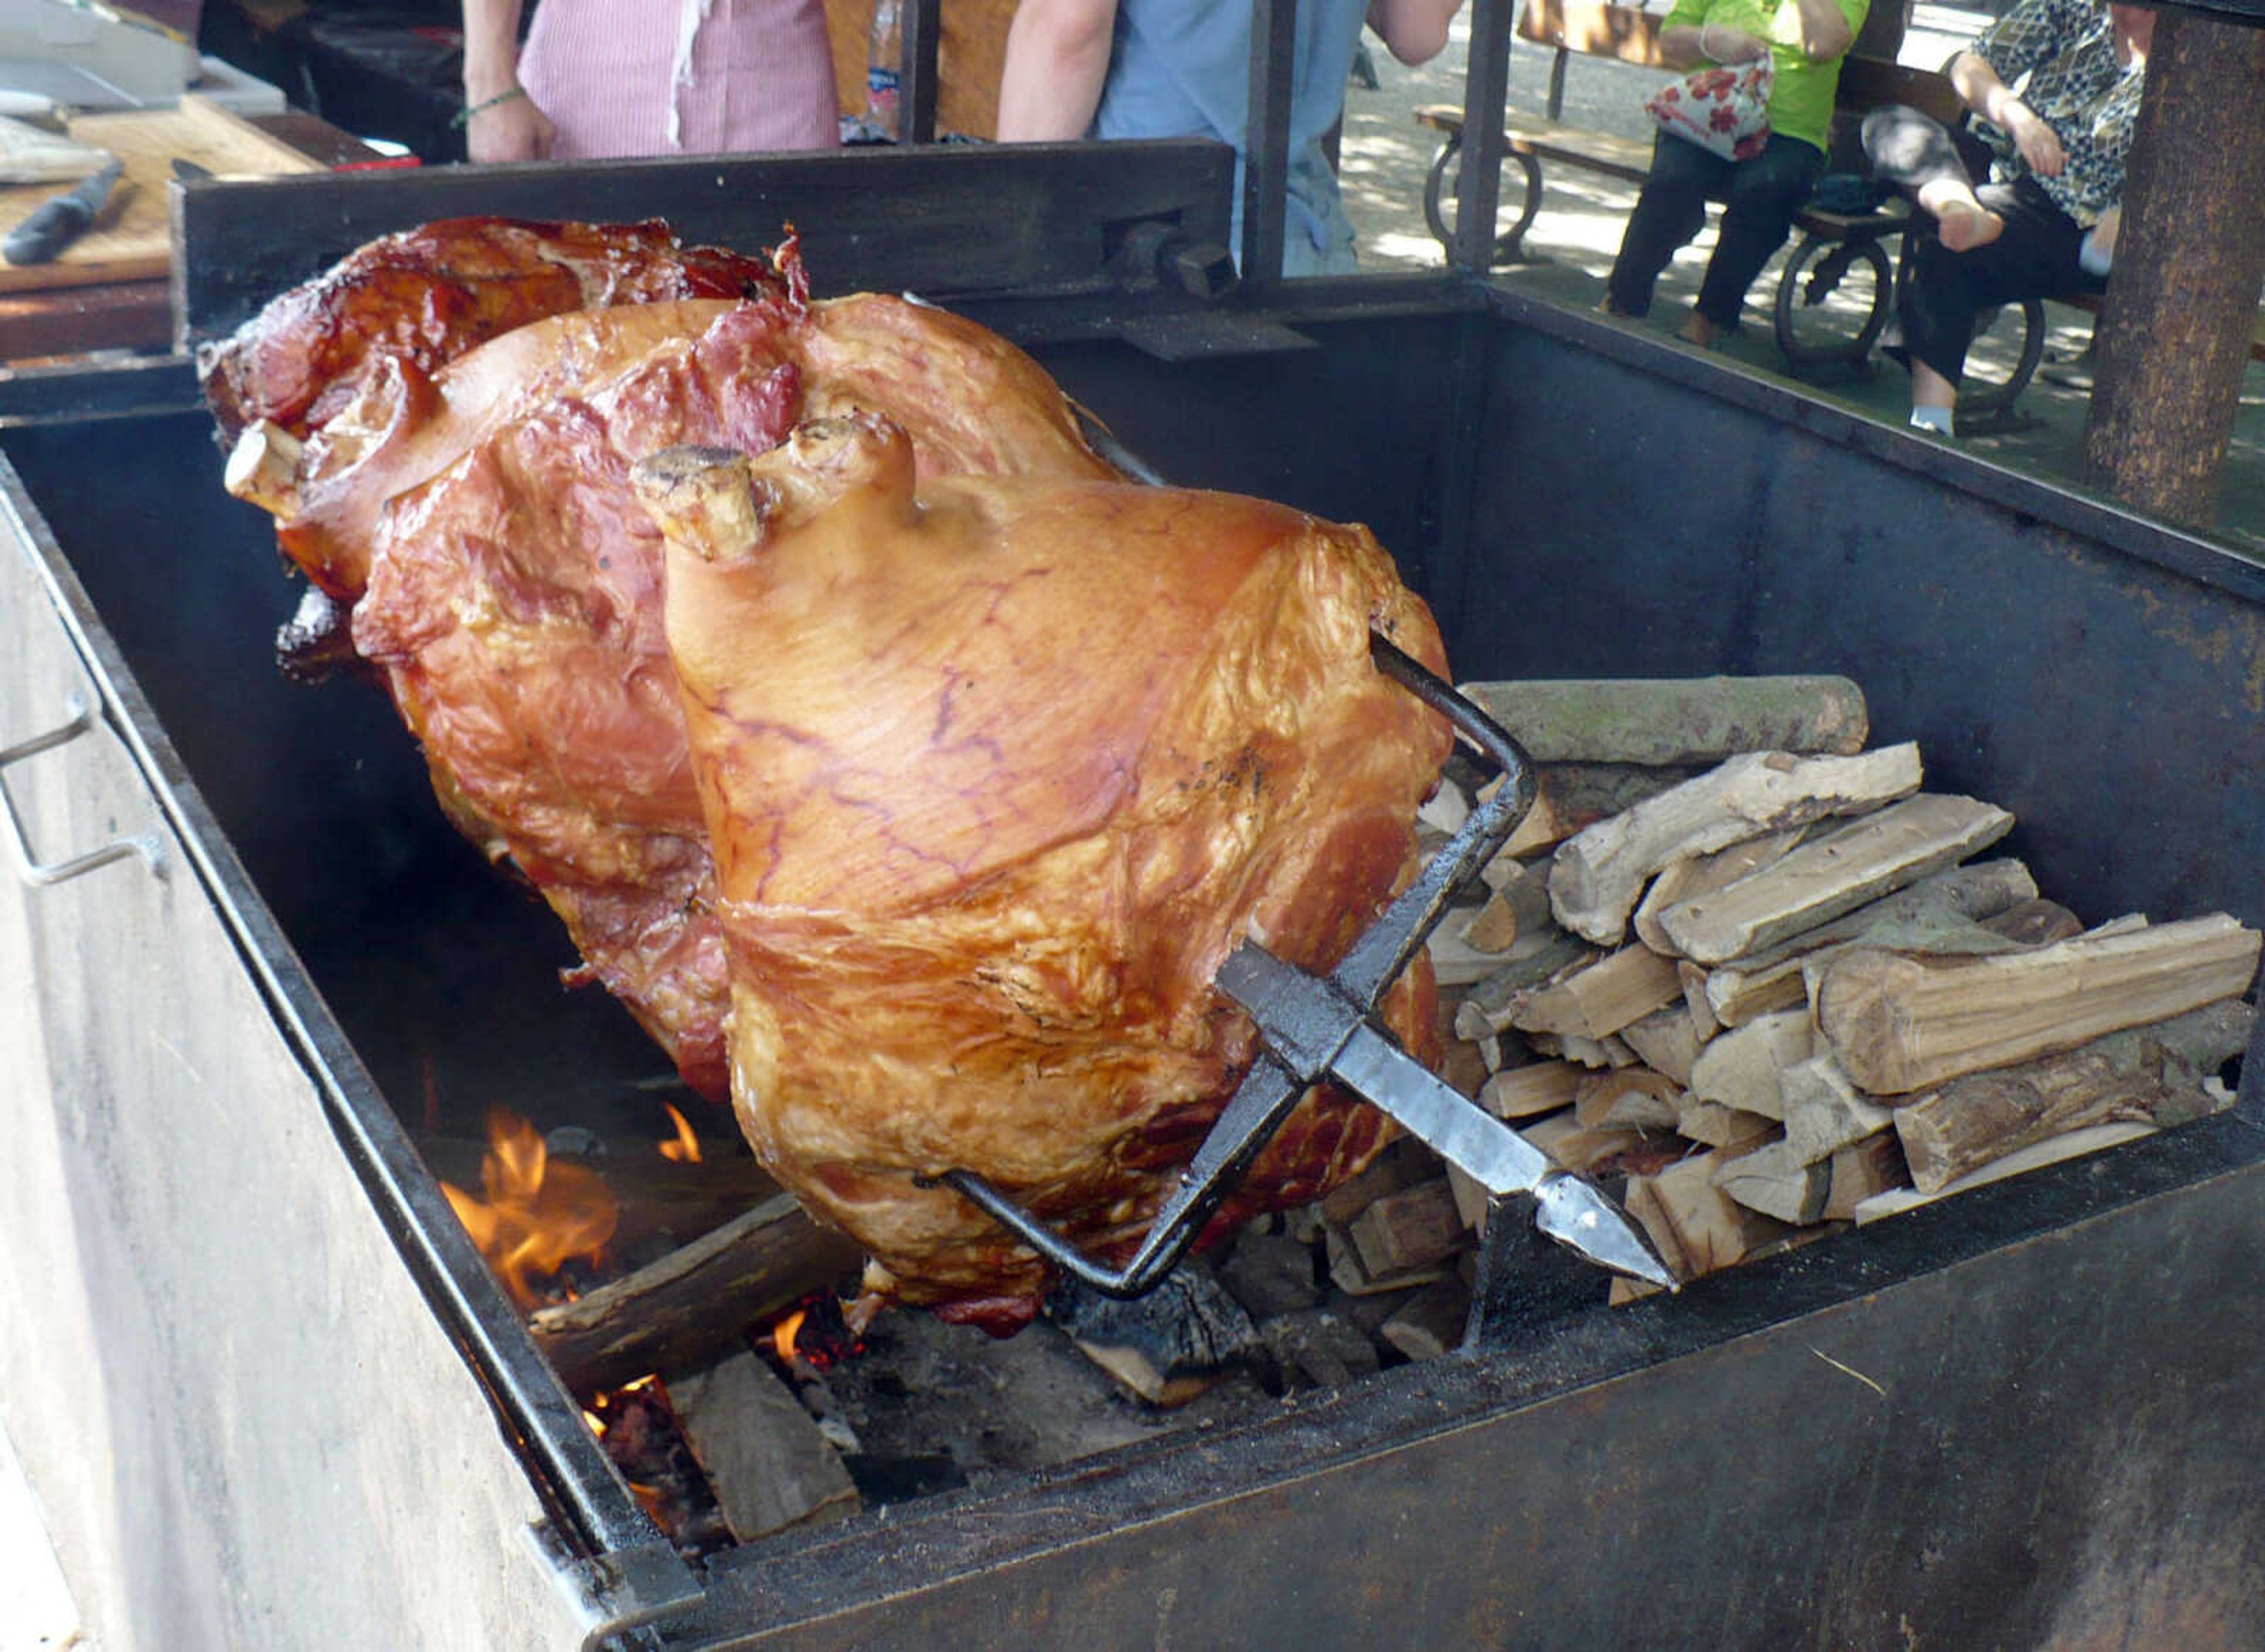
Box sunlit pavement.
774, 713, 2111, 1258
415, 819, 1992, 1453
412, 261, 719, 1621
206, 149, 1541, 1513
1332, 6, 2265, 554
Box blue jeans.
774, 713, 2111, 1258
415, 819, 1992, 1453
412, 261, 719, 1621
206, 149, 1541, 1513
1606, 131, 1826, 328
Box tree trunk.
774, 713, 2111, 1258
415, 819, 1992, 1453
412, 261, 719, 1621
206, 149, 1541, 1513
2082, 11, 2265, 528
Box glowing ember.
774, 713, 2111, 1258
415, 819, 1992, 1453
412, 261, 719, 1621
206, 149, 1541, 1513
771, 1308, 809, 1364
658, 1102, 703, 1164
441, 1108, 619, 1310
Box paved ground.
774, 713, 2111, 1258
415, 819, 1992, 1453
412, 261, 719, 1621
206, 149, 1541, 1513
1329, 4, 2265, 556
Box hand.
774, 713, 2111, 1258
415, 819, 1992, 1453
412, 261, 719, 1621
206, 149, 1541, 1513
2002, 103, 2065, 178
1701, 23, 1772, 62
467, 91, 556, 163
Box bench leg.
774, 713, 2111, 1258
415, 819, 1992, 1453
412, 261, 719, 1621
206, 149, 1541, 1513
1954, 297, 2050, 424
1421, 132, 1543, 268
1772, 233, 1894, 377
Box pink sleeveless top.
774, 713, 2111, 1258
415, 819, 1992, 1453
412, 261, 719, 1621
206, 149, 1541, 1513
519, 0, 839, 160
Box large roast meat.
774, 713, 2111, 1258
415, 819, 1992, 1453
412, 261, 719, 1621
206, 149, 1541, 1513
217, 223, 1113, 1097
633, 416, 1452, 1315
213, 221, 1456, 1317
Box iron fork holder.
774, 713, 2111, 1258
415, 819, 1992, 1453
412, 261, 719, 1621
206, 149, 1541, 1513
941, 629, 1539, 1300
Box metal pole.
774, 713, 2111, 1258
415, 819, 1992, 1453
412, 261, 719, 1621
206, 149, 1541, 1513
897, 0, 942, 144
1242, 0, 1297, 283
1453, 0, 1515, 274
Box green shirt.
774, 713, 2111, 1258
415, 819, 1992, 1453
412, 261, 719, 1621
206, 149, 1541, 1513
1663, 0, 1870, 154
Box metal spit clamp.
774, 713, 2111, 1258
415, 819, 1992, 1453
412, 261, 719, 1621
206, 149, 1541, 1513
945, 630, 1675, 1311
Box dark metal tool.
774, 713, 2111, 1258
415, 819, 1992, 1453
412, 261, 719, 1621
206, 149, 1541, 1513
4, 156, 123, 266
944, 630, 1676, 1300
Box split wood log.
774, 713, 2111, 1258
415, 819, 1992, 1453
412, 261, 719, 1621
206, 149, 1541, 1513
1676, 1098, 1778, 1151
1575, 1068, 1684, 1132
1779, 1057, 1894, 1165
1477, 1058, 1587, 1119
1548, 743, 1923, 945
1712, 1139, 1831, 1224
1453, 931, 1598, 1038
1261, 1307, 1383, 1388
1815, 914, 2263, 1095
1378, 1274, 1475, 1363
1853, 1122, 2159, 1224
1348, 1178, 1469, 1279
668, 1349, 859, 1543
1824, 1132, 1911, 1221
529, 1193, 865, 1395
1488, 763, 1705, 856
1455, 675, 1868, 765
1892, 999, 2254, 1193
1633, 824, 1813, 953
1325, 1221, 1452, 1296
1702, 858, 2040, 1025
1318, 1139, 1438, 1226
1529, 1031, 1639, 1069
1520, 1107, 1661, 1176
1980, 898, 2086, 948
1509, 942, 1685, 1040
1623, 1149, 1790, 1283
1686, 1008, 1814, 1119
1460, 888, 1523, 954
1617, 1002, 1704, 1088
1678, 961, 1722, 1040
1050, 1267, 1265, 1406
1656, 794, 2015, 965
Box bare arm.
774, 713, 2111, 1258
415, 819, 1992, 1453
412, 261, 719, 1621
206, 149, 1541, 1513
1947, 45, 2065, 176
996, 0, 1120, 141
1785, 0, 1853, 61
460, 0, 554, 162
1660, 20, 1769, 70
1366, 0, 1464, 67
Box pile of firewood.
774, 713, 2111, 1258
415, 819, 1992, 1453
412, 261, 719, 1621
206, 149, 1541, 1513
1396, 674, 2260, 1303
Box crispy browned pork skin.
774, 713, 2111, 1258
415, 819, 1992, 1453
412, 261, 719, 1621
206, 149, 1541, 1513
633, 415, 1453, 1322
198, 215, 792, 448
218, 227, 1115, 1098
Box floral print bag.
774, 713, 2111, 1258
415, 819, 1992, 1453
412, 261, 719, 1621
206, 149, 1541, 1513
1644, 57, 1776, 162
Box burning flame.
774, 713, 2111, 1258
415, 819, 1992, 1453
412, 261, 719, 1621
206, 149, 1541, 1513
658, 1102, 703, 1164
772, 1308, 809, 1364
442, 1108, 619, 1310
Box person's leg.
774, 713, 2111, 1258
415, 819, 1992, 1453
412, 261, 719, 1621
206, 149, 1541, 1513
1897, 178, 2087, 431
1863, 104, 2002, 252
1690, 134, 1828, 338
1605, 135, 1725, 317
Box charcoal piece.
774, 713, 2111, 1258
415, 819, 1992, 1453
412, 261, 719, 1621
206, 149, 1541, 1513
1045, 1265, 1263, 1407
1219, 1229, 1322, 1320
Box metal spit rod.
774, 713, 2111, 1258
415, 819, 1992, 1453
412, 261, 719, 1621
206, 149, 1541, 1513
944, 629, 1675, 1301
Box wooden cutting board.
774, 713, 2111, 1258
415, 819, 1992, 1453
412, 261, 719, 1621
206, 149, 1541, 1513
0, 94, 325, 294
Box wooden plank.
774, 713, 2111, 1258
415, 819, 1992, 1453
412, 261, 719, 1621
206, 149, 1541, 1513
1547, 744, 1923, 947
0, 97, 323, 296
1515, 0, 1666, 66
1815, 915, 2263, 1096
1656, 794, 2016, 965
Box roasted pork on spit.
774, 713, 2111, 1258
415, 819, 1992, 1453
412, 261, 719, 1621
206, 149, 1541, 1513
215, 221, 1112, 1098
214, 221, 1456, 1319
633, 416, 1451, 1318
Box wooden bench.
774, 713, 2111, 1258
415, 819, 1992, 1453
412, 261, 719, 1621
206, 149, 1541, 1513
1414, 2, 1963, 377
